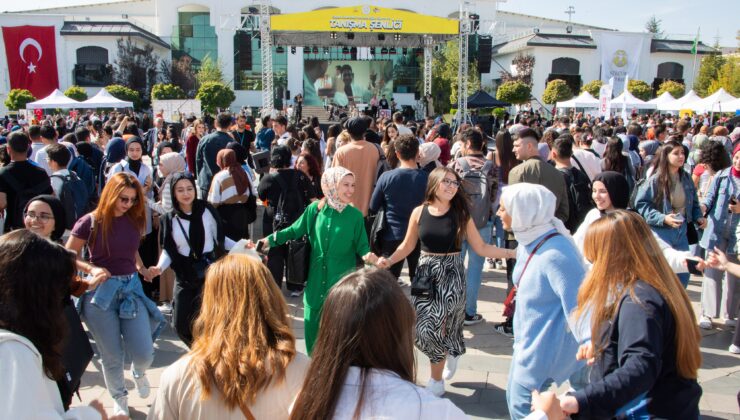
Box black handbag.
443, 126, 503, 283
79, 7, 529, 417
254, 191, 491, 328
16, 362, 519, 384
411, 275, 434, 298
286, 236, 311, 287
58, 299, 94, 410
686, 222, 699, 245
369, 207, 386, 255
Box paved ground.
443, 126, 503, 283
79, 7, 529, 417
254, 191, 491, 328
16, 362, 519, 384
74, 264, 740, 419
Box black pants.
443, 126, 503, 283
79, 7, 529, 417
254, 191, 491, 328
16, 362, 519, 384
139, 230, 160, 300
172, 280, 202, 348
380, 238, 421, 280
505, 238, 518, 294
267, 243, 303, 292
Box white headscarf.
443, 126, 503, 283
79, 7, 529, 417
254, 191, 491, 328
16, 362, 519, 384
501, 183, 573, 246
321, 166, 354, 213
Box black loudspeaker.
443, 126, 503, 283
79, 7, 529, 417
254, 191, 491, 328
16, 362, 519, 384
414, 92, 421, 100
237, 33, 252, 69
477, 35, 492, 74
286, 90, 290, 100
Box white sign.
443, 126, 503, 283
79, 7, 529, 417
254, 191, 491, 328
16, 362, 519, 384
598, 84, 613, 119
151, 99, 202, 122
594, 32, 647, 96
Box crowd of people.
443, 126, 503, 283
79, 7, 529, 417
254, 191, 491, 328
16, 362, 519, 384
0, 105, 738, 419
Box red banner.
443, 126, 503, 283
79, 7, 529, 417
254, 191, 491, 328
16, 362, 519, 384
2, 26, 59, 98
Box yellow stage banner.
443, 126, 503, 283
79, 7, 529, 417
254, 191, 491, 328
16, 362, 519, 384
270, 5, 459, 35
679, 109, 694, 118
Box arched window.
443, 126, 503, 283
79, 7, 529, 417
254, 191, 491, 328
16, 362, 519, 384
76, 46, 108, 65
551, 57, 580, 75
657, 62, 683, 80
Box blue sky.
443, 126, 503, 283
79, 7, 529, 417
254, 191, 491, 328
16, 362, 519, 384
2, 0, 738, 47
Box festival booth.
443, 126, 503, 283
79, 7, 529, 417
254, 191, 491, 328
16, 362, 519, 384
684, 88, 737, 114
25, 89, 81, 109
556, 91, 599, 110
466, 90, 510, 108
80, 88, 134, 109
648, 92, 675, 107
658, 90, 702, 112
609, 90, 656, 110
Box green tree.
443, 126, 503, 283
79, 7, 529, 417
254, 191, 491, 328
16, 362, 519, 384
542, 79, 574, 104
492, 107, 506, 119
196, 81, 235, 113
656, 80, 685, 98
64, 85, 88, 102
151, 83, 186, 101
496, 81, 531, 105
106, 84, 141, 110
4, 89, 36, 111
645, 15, 664, 38
195, 56, 225, 86
426, 40, 480, 114
113, 38, 158, 108
627, 79, 652, 101
694, 53, 725, 97
707, 56, 740, 96
581, 80, 603, 97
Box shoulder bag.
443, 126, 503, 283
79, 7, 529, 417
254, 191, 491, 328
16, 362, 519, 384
285, 202, 320, 287
502, 232, 560, 318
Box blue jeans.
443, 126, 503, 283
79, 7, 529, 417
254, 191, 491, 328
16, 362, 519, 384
80, 275, 156, 400
652, 221, 690, 287
461, 220, 493, 317
506, 366, 589, 420
493, 215, 505, 248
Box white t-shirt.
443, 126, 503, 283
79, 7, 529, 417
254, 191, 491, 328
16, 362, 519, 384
34, 145, 52, 175
571, 149, 602, 182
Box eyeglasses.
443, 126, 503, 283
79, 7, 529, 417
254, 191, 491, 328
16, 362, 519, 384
118, 195, 139, 205
441, 178, 461, 188
24, 211, 54, 223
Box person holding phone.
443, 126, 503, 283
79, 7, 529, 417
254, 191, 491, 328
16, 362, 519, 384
634, 140, 706, 287
706, 247, 740, 353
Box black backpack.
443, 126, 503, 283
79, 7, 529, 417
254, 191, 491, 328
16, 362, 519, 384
51, 171, 91, 230
561, 166, 594, 233
2, 172, 52, 232
457, 157, 496, 228
272, 171, 308, 231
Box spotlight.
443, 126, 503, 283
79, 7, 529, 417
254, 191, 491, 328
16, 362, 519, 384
347, 32, 355, 40
290, 46, 296, 54
312, 46, 319, 54
330, 32, 337, 39
303, 46, 310, 54
378, 34, 385, 41
350, 47, 357, 54
276, 46, 285, 53
381, 47, 389, 54
342, 47, 350, 54
394, 34, 401, 41
389, 47, 397, 55
402, 48, 407, 55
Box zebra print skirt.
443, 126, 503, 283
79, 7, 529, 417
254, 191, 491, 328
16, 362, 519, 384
412, 252, 466, 363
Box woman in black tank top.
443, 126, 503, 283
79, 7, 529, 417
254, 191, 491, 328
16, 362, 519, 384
378, 167, 515, 397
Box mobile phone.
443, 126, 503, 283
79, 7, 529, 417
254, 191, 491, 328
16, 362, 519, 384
256, 240, 265, 255
686, 258, 702, 276
731, 196, 737, 205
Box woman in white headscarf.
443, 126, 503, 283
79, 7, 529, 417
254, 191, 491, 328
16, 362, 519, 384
258, 167, 379, 354
497, 183, 590, 420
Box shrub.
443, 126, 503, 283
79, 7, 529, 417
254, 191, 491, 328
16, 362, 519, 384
492, 107, 506, 119
627, 79, 652, 101
581, 80, 603, 97
496, 81, 531, 105
196, 82, 235, 113
151, 83, 187, 101
4, 89, 36, 111
64, 85, 88, 102
656, 80, 685, 98
105, 84, 141, 109
542, 79, 574, 104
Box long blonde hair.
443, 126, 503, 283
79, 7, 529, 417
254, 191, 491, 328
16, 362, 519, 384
575, 210, 701, 379
188, 255, 296, 409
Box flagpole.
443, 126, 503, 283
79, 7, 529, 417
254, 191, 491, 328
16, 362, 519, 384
691, 27, 700, 86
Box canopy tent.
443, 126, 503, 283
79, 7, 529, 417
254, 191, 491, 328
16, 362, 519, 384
25, 89, 82, 109
80, 89, 134, 108
658, 89, 702, 111
556, 91, 599, 108
719, 98, 740, 113
609, 90, 656, 110
648, 91, 675, 105
683, 88, 737, 113
466, 90, 511, 108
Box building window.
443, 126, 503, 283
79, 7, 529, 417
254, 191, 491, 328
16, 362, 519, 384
657, 62, 683, 80
551, 57, 580, 75
171, 10, 217, 72
74, 46, 111, 86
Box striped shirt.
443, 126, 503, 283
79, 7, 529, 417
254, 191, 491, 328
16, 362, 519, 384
207, 169, 254, 206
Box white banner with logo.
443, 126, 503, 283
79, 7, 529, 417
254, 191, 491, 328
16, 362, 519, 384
594, 32, 646, 96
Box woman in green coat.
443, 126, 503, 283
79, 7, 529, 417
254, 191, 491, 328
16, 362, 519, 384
259, 166, 378, 353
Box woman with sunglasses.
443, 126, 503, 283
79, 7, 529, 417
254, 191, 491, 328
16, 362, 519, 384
378, 167, 515, 397
66, 172, 165, 416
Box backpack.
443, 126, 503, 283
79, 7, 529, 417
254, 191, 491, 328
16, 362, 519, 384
2, 172, 52, 232
68, 156, 96, 199
371, 142, 391, 189
51, 171, 91, 230
561, 166, 594, 233
456, 157, 496, 229
272, 171, 308, 231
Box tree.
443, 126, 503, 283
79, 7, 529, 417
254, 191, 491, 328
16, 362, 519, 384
656, 80, 685, 98
492, 107, 506, 120
500, 53, 535, 87
542, 79, 574, 104
426, 40, 481, 114
196, 81, 235, 113
160, 58, 196, 97
581, 80, 603, 97
64, 85, 88, 102
4, 89, 35, 111
112, 38, 159, 107
707, 56, 740, 96
151, 83, 186, 101
627, 79, 652, 101
645, 15, 664, 38
106, 84, 141, 110
694, 53, 725, 97
496, 81, 531, 105
195, 56, 225, 86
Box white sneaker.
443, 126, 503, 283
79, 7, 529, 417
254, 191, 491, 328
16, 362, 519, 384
134, 374, 151, 398
729, 344, 740, 354
426, 378, 445, 397
158, 302, 173, 314
443, 355, 459, 380
290, 290, 303, 298
723, 318, 737, 327
113, 396, 129, 416
698, 316, 712, 330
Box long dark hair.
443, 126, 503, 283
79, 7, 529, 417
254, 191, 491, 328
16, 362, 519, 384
602, 137, 627, 173
425, 167, 470, 248
495, 130, 518, 183
654, 140, 686, 206
290, 268, 416, 420
0, 230, 76, 380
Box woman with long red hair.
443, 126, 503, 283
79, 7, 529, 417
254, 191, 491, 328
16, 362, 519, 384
66, 172, 165, 416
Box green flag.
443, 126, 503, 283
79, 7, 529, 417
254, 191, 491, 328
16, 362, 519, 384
690, 36, 698, 55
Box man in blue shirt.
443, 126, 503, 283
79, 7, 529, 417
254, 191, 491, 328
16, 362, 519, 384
195, 112, 233, 198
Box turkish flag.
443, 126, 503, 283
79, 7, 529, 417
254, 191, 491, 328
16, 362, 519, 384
2, 26, 59, 98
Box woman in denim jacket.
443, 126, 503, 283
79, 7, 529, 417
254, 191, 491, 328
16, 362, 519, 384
698, 144, 740, 329
634, 141, 706, 287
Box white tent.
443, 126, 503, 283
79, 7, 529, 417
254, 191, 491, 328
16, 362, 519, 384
556, 91, 600, 108
648, 91, 675, 105
80, 88, 134, 108
684, 88, 737, 113
718, 98, 740, 113
658, 89, 702, 111
25, 89, 82, 109
609, 90, 656, 109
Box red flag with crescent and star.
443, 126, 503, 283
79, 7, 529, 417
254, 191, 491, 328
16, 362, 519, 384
2, 25, 59, 98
